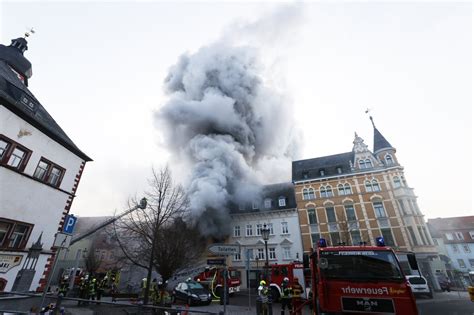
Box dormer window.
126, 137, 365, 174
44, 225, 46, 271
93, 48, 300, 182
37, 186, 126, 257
385, 154, 394, 165
359, 159, 366, 169
278, 196, 286, 207
319, 169, 325, 176
302, 171, 309, 179
252, 201, 259, 210
239, 203, 245, 211
336, 167, 343, 174
365, 159, 373, 168
264, 198, 272, 209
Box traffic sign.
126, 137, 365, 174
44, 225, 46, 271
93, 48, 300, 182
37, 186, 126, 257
207, 243, 241, 256
63, 215, 77, 234
207, 258, 226, 265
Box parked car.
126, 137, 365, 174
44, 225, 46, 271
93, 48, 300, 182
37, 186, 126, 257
172, 281, 212, 306
406, 275, 433, 298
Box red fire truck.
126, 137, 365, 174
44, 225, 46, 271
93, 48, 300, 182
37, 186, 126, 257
194, 266, 241, 298
309, 237, 419, 314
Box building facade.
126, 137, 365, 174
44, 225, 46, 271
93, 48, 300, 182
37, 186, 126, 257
229, 183, 304, 288
428, 216, 474, 286
292, 119, 440, 288
0, 37, 91, 292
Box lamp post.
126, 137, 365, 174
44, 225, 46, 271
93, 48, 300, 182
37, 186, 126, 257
261, 223, 271, 280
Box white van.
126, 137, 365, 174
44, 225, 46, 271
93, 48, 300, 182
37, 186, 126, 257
406, 275, 433, 299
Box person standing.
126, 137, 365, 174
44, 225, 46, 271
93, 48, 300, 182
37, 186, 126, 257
280, 277, 292, 315
291, 277, 304, 315
96, 276, 107, 302
88, 278, 97, 301
258, 280, 270, 315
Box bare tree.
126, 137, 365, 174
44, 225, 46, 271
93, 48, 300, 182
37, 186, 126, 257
113, 166, 205, 304
85, 244, 102, 275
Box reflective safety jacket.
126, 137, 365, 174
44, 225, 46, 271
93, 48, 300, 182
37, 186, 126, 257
281, 283, 293, 299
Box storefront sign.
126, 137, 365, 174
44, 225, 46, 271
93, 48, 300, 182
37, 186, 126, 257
0, 254, 22, 273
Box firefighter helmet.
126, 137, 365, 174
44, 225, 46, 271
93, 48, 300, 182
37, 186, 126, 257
260, 280, 266, 286
283, 277, 289, 282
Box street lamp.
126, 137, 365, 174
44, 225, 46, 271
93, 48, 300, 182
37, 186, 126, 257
261, 223, 271, 280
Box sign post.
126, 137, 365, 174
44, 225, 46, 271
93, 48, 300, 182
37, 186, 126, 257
207, 243, 241, 315
246, 249, 251, 311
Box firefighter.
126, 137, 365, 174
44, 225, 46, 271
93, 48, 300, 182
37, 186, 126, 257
78, 276, 89, 305
280, 277, 292, 315
110, 277, 118, 302
58, 275, 69, 297
150, 278, 159, 305
88, 278, 97, 301
96, 276, 107, 302
291, 277, 304, 315
258, 280, 270, 315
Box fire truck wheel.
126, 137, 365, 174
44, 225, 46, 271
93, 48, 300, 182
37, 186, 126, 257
270, 287, 280, 302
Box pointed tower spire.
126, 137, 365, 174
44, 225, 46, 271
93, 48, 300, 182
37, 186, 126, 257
367, 112, 393, 153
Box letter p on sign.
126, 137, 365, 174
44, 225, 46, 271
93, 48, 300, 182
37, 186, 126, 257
63, 215, 77, 234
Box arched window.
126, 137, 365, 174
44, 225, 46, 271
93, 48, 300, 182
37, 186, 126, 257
393, 176, 401, 188
359, 159, 366, 169
385, 154, 394, 165
365, 180, 373, 192
326, 185, 333, 197
302, 188, 309, 200
372, 179, 381, 192
344, 183, 352, 195
365, 159, 373, 168
320, 186, 328, 198
338, 184, 345, 196
308, 188, 316, 199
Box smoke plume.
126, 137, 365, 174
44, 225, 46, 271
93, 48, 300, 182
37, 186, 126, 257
157, 5, 303, 237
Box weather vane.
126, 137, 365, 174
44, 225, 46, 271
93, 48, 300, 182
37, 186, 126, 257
365, 107, 376, 128
24, 27, 35, 38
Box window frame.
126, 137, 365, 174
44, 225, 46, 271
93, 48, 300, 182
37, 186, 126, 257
0, 218, 33, 250
246, 224, 253, 237
344, 204, 357, 222
393, 176, 401, 188
0, 135, 32, 172
326, 207, 337, 223
281, 222, 289, 234
344, 183, 352, 195
283, 247, 291, 260
269, 247, 276, 260
234, 226, 241, 237
307, 208, 318, 225
454, 232, 464, 240
33, 157, 66, 188
373, 201, 387, 218
338, 184, 345, 196
278, 196, 286, 207
457, 259, 466, 268
264, 198, 272, 209
385, 154, 394, 165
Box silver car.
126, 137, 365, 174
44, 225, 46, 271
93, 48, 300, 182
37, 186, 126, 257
406, 275, 433, 299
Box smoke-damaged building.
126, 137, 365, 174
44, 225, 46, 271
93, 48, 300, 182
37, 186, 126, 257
292, 118, 443, 290
0, 36, 91, 292
229, 182, 304, 289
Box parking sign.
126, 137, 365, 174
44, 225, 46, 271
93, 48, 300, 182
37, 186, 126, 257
63, 215, 77, 234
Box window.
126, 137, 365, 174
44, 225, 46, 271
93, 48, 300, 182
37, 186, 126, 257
268, 223, 274, 235
302, 171, 309, 179
455, 232, 464, 240
407, 226, 418, 246
462, 245, 471, 253
319, 169, 325, 176
372, 179, 381, 192
0, 135, 31, 171
283, 247, 291, 260
338, 184, 345, 196
33, 158, 65, 187
458, 259, 466, 269
359, 160, 366, 169
373, 202, 387, 218
281, 222, 289, 234
385, 154, 394, 165
234, 252, 241, 261
365, 181, 373, 192
320, 186, 327, 198
278, 197, 286, 207
365, 159, 373, 168
264, 198, 272, 209
246, 224, 253, 236
351, 231, 362, 245
269, 248, 276, 260
238, 203, 245, 211
0, 219, 33, 249
344, 204, 357, 221
445, 233, 454, 241
303, 188, 315, 200
256, 224, 262, 236
344, 183, 352, 195
311, 233, 321, 246
252, 201, 259, 210
325, 186, 333, 197
397, 200, 407, 215
380, 228, 395, 246
257, 248, 265, 260
418, 227, 427, 245
336, 167, 343, 174
307, 208, 317, 225
330, 232, 341, 245
452, 244, 459, 252
470, 231, 474, 239
393, 176, 401, 188
247, 249, 254, 260
326, 207, 336, 223
234, 226, 240, 237
469, 259, 474, 268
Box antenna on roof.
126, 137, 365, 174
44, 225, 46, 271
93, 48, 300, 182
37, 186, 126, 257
24, 27, 35, 38
365, 108, 376, 129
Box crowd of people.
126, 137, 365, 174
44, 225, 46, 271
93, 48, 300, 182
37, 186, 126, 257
258, 276, 304, 315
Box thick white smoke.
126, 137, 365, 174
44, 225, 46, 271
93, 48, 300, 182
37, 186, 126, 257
157, 5, 303, 237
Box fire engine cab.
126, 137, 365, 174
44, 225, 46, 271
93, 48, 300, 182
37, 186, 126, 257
310, 237, 419, 314
267, 262, 306, 302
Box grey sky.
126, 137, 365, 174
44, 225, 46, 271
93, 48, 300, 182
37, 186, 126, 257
1, 2, 471, 219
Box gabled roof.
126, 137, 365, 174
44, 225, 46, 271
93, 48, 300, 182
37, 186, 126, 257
0, 60, 91, 161
373, 127, 393, 153
292, 151, 354, 182
427, 216, 474, 232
